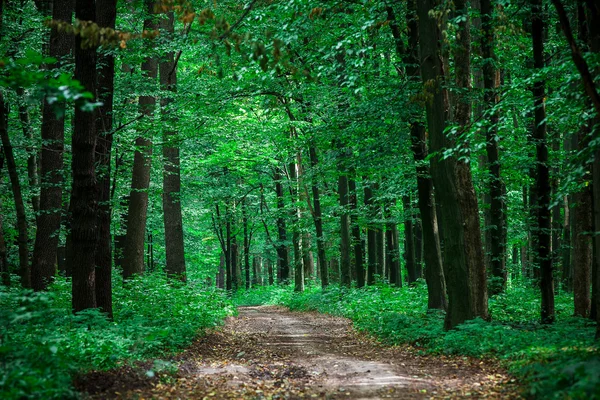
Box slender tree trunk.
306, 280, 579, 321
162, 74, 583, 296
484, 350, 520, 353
481, 0, 507, 294
71, 0, 98, 312
308, 144, 328, 288
31, 0, 72, 292
338, 150, 352, 287
349, 176, 365, 287
0, 149, 9, 286
385, 203, 400, 287
0, 95, 30, 288
403, 195, 416, 284
532, 0, 555, 324
414, 219, 423, 278
92, 0, 116, 317
289, 157, 304, 292
122, 0, 157, 279
16, 89, 40, 214
417, 0, 487, 329
365, 182, 376, 285
274, 168, 289, 283
243, 200, 250, 289
159, 11, 186, 281
225, 208, 232, 291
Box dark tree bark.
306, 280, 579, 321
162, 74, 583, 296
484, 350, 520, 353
92, 0, 116, 318
417, 0, 487, 330
385, 203, 400, 287
289, 158, 304, 292
365, 182, 377, 285
481, 0, 507, 294
308, 143, 328, 288
349, 176, 365, 287
16, 89, 40, 214
574, 186, 593, 317
414, 219, 423, 278
274, 168, 290, 283
337, 150, 352, 287
71, 0, 98, 312
532, 0, 555, 324
159, 11, 186, 282
0, 95, 30, 288
243, 200, 250, 289
31, 0, 73, 292
122, 0, 157, 280
403, 195, 417, 284
0, 148, 9, 286
400, 0, 447, 310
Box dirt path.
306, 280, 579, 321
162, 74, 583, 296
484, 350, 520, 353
78, 306, 521, 399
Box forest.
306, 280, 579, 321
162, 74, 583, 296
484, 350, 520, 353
1, 0, 600, 398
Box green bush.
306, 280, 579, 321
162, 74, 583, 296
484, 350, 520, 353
0, 273, 234, 399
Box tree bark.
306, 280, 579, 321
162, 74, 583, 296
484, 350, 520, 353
481, 0, 507, 294
93, 0, 116, 318
274, 168, 290, 283
365, 182, 377, 285
122, 0, 157, 280
338, 150, 352, 287
71, 0, 98, 312
532, 0, 555, 324
403, 195, 416, 284
0, 95, 30, 288
31, 0, 73, 292
0, 145, 9, 286
159, 11, 186, 282
385, 203, 400, 287
417, 0, 487, 329
289, 157, 304, 292
308, 143, 328, 288
349, 176, 365, 287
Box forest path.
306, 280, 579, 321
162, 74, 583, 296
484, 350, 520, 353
79, 306, 520, 399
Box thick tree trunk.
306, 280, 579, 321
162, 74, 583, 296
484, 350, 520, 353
93, 0, 116, 318
308, 144, 328, 288
31, 0, 72, 292
414, 219, 423, 278
0, 95, 30, 288
532, 0, 555, 324
417, 0, 487, 329
159, 11, 186, 282
71, 0, 98, 312
574, 187, 592, 317
481, 0, 507, 295
122, 0, 157, 279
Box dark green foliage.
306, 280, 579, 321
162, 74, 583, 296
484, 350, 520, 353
235, 283, 599, 399
0, 273, 234, 399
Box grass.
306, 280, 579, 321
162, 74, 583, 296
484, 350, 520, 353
234, 281, 600, 399
0, 273, 235, 399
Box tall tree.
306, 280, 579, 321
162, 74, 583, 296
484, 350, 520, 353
31, 0, 73, 292
481, 0, 507, 294
71, 0, 99, 312
532, 0, 555, 324
159, 10, 186, 281
417, 0, 487, 330
308, 142, 328, 288
122, 0, 158, 279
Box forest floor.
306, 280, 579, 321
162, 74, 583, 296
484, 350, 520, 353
76, 306, 522, 399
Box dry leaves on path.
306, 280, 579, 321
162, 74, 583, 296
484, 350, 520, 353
76, 306, 522, 399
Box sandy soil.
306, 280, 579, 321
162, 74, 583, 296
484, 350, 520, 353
77, 306, 522, 399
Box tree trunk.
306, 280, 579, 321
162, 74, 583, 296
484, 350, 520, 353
365, 182, 377, 285
532, 0, 555, 324
122, 0, 157, 280
274, 168, 289, 283
243, 200, 250, 289
308, 143, 328, 288
31, 0, 72, 292
403, 195, 417, 284
289, 158, 304, 293
338, 151, 352, 287
0, 150, 9, 286
71, 0, 98, 312
16, 89, 40, 214
349, 177, 365, 287
0, 95, 30, 288
93, 0, 116, 318
417, 0, 487, 329
159, 11, 186, 282
385, 204, 400, 287
481, 0, 507, 295
414, 219, 423, 278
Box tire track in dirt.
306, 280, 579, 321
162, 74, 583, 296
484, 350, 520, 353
78, 306, 521, 399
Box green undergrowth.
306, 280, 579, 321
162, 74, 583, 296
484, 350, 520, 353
234, 282, 599, 399
0, 273, 234, 399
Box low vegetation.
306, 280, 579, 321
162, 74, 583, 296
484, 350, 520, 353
0, 273, 234, 399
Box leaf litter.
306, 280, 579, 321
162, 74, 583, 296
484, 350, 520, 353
76, 306, 522, 399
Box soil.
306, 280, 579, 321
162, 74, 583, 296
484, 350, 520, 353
76, 306, 523, 399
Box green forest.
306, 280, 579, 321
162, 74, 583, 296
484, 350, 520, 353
1, 0, 600, 398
